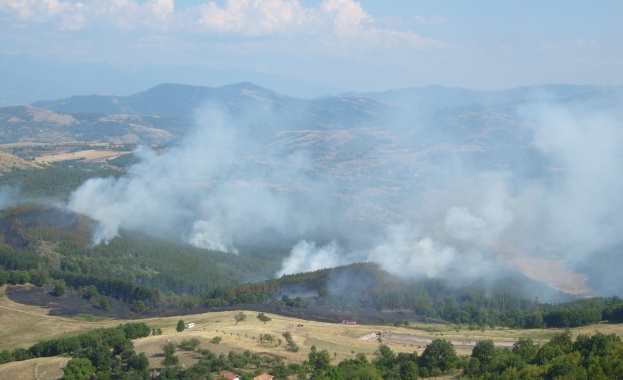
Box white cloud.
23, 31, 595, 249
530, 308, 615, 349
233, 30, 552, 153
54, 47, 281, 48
194, 0, 312, 35
321, 0, 369, 36
151, 0, 174, 17
0, 0, 443, 49
317, 1, 442, 50
88, 0, 176, 31
0, 0, 83, 29
0, 0, 178, 30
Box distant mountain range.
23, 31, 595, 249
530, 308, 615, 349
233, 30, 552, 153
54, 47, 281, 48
2, 81, 622, 187
0, 54, 340, 106
2, 81, 621, 186
3, 82, 618, 175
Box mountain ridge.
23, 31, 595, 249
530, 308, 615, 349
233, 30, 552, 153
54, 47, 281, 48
33, 82, 623, 116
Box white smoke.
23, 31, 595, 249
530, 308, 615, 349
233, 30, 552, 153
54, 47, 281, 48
276, 98, 623, 294
276, 179, 513, 281
66, 90, 623, 294
189, 220, 236, 253
0, 186, 19, 211
276, 240, 353, 277
367, 227, 458, 279
68, 104, 341, 250
526, 104, 623, 256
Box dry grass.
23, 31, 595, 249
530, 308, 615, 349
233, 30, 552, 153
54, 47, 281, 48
0, 142, 132, 165
34, 149, 131, 163
0, 356, 69, 380
0, 152, 40, 172
132, 311, 379, 365
4, 289, 623, 378
0, 285, 119, 351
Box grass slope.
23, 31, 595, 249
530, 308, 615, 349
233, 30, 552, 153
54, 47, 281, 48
4, 285, 623, 380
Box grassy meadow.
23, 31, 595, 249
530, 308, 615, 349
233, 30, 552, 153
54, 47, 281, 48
4, 284, 623, 379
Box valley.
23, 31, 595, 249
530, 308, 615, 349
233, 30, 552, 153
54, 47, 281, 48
0, 82, 622, 378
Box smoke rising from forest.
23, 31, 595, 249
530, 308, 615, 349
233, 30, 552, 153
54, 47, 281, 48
67, 92, 623, 295
68, 105, 344, 250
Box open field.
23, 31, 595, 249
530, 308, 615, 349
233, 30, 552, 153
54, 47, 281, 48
0, 356, 69, 380
4, 285, 623, 378
33, 149, 132, 163
0, 142, 132, 164
0, 285, 120, 351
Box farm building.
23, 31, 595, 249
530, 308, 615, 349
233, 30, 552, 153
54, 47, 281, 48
342, 320, 357, 325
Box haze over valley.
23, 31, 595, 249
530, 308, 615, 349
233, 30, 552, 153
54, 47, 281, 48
1, 82, 622, 298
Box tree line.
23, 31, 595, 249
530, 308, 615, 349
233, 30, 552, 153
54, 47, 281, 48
4, 256, 623, 330
463, 330, 623, 379
0, 323, 151, 379
124, 330, 623, 379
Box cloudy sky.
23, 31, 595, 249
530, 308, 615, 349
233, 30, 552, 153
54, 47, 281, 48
1, 0, 622, 93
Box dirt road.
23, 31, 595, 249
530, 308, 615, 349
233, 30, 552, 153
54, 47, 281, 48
359, 331, 517, 348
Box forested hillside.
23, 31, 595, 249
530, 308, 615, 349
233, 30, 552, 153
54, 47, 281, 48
0, 204, 288, 301
0, 161, 120, 200
1, 200, 622, 330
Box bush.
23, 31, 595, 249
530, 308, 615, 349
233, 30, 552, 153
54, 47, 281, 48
181, 338, 201, 351
52, 283, 65, 297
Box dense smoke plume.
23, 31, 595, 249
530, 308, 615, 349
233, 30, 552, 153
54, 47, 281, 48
68, 104, 343, 250
275, 240, 354, 277
68, 91, 623, 295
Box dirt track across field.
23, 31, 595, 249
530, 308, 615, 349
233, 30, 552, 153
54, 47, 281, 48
359, 331, 516, 348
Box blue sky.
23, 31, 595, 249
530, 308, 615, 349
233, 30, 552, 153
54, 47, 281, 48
1, 0, 622, 93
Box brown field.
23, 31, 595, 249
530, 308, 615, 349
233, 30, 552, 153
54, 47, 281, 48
0, 356, 69, 380
34, 149, 132, 163
0, 142, 132, 165
3, 284, 623, 379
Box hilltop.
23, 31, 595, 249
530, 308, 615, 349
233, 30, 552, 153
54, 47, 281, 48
0, 151, 40, 173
